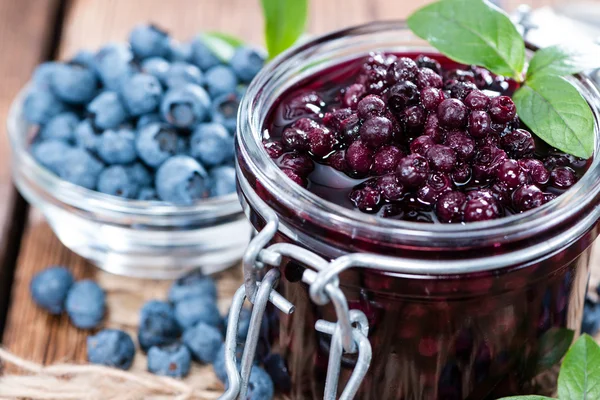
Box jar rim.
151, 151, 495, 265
237, 20, 600, 245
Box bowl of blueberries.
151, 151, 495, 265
7, 24, 264, 278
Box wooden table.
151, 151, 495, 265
0, 0, 593, 399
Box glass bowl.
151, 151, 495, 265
7, 88, 251, 279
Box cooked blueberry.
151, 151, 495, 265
472, 144, 507, 180
416, 172, 452, 205
230, 46, 264, 83
357, 95, 386, 119
426, 144, 456, 172
190, 123, 234, 167
204, 65, 238, 98
138, 300, 181, 352
160, 83, 211, 128
496, 159, 527, 189
155, 156, 210, 204
141, 57, 170, 83
416, 67, 443, 89
463, 196, 500, 222
212, 92, 240, 134
550, 166, 576, 189
165, 61, 204, 88
397, 154, 429, 187
51, 63, 98, 104
468, 110, 490, 139
182, 321, 223, 363
87, 91, 128, 130
129, 24, 170, 59
57, 147, 104, 190
420, 87, 445, 111
190, 37, 221, 71
519, 158, 550, 185
512, 184, 545, 212
464, 90, 489, 110
94, 43, 136, 91
174, 295, 221, 329
210, 166, 236, 197
87, 329, 136, 370
386, 81, 419, 113
346, 140, 373, 176
65, 280, 105, 329
387, 57, 418, 83
147, 343, 191, 378
489, 95, 516, 123
436, 191, 466, 223
168, 269, 217, 303
136, 123, 179, 167
30, 266, 74, 314
501, 129, 535, 158
372, 145, 403, 175
97, 165, 138, 198
403, 105, 426, 131
23, 87, 65, 124
97, 127, 137, 165
120, 73, 163, 116
342, 83, 366, 108
437, 98, 467, 128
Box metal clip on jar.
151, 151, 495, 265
224, 21, 600, 400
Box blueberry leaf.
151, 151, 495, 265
201, 32, 244, 63
513, 75, 595, 159
558, 334, 600, 400
527, 45, 595, 80
261, 0, 308, 60
407, 0, 525, 80
535, 328, 574, 374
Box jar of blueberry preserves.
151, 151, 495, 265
233, 22, 600, 399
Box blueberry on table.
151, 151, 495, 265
230, 46, 264, 83
97, 127, 137, 165
87, 91, 128, 130
87, 329, 136, 370
165, 61, 203, 88
30, 266, 74, 314
174, 295, 221, 330
190, 37, 221, 71
138, 300, 181, 352
160, 83, 211, 128
129, 24, 170, 60
209, 166, 236, 197
40, 112, 79, 142
120, 73, 163, 116
74, 119, 101, 153
23, 87, 64, 124
241, 365, 275, 400
94, 43, 136, 91
141, 57, 170, 84
65, 280, 105, 329
32, 140, 72, 176
182, 321, 223, 363
190, 123, 233, 167
57, 147, 105, 190
168, 269, 217, 303
50, 63, 98, 104
211, 92, 241, 135
147, 342, 191, 378
97, 166, 139, 198
155, 155, 210, 205
204, 65, 238, 98
136, 123, 180, 168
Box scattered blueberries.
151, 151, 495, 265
87, 329, 136, 370
147, 342, 192, 378
23, 23, 265, 205
182, 322, 223, 363
173, 295, 221, 329
65, 279, 106, 329
167, 268, 217, 303
30, 266, 74, 314
138, 300, 181, 352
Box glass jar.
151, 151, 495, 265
236, 21, 600, 399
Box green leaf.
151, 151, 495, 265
558, 334, 600, 400
200, 32, 244, 63
497, 396, 555, 400
535, 328, 575, 374
261, 0, 308, 60
513, 75, 595, 159
407, 0, 525, 80
527, 45, 594, 80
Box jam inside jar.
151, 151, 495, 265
236, 22, 600, 399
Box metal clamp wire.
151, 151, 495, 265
220, 286, 246, 400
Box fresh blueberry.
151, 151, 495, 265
127, 162, 153, 187
40, 112, 79, 142
182, 321, 223, 363
50, 63, 98, 104
204, 65, 238, 98
174, 295, 221, 329
230, 46, 264, 83
168, 269, 217, 303
582, 299, 600, 335
120, 73, 163, 116
147, 343, 191, 378
94, 43, 136, 91
30, 266, 74, 314
23, 87, 64, 124
137, 113, 163, 130
191, 37, 221, 71
137, 187, 159, 200
264, 353, 291, 394
56, 147, 104, 190
167, 39, 193, 62
70, 50, 96, 70
87, 329, 136, 370
160, 83, 211, 128
138, 300, 181, 352
213, 342, 259, 384
239, 365, 275, 400
211, 92, 240, 134
129, 24, 170, 60
210, 166, 236, 197
97, 127, 137, 165
65, 280, 105, 329
155, 155, 210, 204
73, 119, 101, 153
32, 140, 73, 175
97, 165, 139, 198
141, 57, 170, 84
224, 307, 252, 341
136, 123, 179, 168
87, 91, 128, 130
31, 62, 60, 88
190, 123, 233, 167
165, 62, 203, 88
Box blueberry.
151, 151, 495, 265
147, 343, 191, 378
56, 147, 104, 190
224, 307, 252, 341
136, 123, 179, 167
87, 91, 128, 130
191, 37, 221, 71
31, 62, 60, 88
97, 165, 139, 198
138, 300, 181, 352
141, 57, 170, 84
137, 113, 163, 130
204, 65, 238, 98
65, 280, 105, 329
127, 162, 153, 187
74, 119, 101, 153
166, 62, 203, 88
174, 295, 221, 329
211, 93, 240, 134
264, 353, 291, 393
182, 322, 223, 363
87, 329, 136, 370
190, 123, 233, 167
167, 39, 193, 62
94, 43, 136, 91
32, 140, 72, 175
120, 73, 163, 116
168, 269, 217, 303
97, 127, 137, 165
240, 365, 274, 400
137, 187, 159, 201
30, 266, 74, 314
40, 112, 79, 142
70, 50, 96, 70
23, 88, 65, 124
213, 342, 259, 384
210, 166, 236, 197
230, 46, 264, 83
582, 299, 600, 335
50, 63, 98, 104
129, 24, 170, 60
155, 155, 210, 204
160, 84, 211, 128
